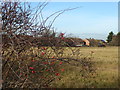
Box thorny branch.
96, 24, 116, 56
1, 1, 96, 88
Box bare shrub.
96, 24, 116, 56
1, 1, 96, 88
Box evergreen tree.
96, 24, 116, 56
107, 31, 114, 43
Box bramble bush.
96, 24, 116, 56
1, 2, 96, 88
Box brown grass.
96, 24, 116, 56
50, 46, 118, 88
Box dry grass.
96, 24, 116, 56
3, 46, 118, 88
50, 46, 118, 88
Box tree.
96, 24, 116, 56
117, 32, 120, 36
107, 31, 114, 43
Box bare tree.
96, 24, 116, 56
2, 1, 96, 88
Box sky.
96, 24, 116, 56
31, 2, 118, 40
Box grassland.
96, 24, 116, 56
50, 46, 118, 88
3, 46, 118, 88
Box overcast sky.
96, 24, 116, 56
31, 2, 118, 40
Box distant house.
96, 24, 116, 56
83, 39, 97, 46
97, 40, 106, 47
83, 38, 106, 47
83, 39, 90, 46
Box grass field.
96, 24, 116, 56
50, 46, 118, 88
3, 46, 118, 88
